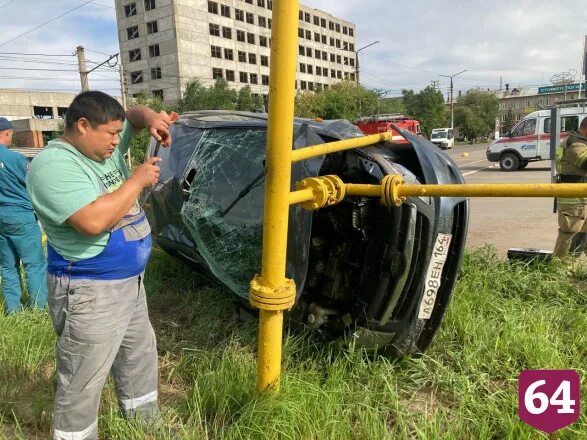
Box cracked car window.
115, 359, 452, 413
181, 128, 267, 297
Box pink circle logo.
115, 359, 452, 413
518, 370, 580, 433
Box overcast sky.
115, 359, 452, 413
1, 0, 586, 99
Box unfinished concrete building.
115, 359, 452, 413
115, 0, 357, 103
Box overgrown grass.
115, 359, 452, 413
1, 246, 586, 439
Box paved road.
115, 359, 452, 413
442, 144, 557, 256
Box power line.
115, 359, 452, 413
361, 52, 500, 88
12, 87, 121, 92
0, 64, 116, 73
362, 52, 439, 76
0, 0, 16, 10
0, 56, 79, 66
0, 1, 93, 48
80, 0, 115, 9
0, 75, 119, 82
0, 51, 73, 57
0, 67, 78, 72
85, 48, 115, 57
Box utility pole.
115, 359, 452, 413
119, 64, 132, 168
119, 64, 127, 111
75, 46, 119, 93
76, 45, 89, 91
440, 69, 467, 131
355, 40, 380, 84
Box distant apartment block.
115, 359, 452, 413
494, 82, 587, 135
115, 0, 357, 102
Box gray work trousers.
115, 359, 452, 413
48, 273, 159, 440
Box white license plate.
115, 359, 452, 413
418, 233, 452, 320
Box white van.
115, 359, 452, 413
486, 106, 587, 171
430, 127, 454, 149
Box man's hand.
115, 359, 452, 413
126, 107, 178, 147
129, 157, 161, 188
145, 110, 178, 147
68, 158, 161, 236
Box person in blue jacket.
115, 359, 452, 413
0, 117, 47, 314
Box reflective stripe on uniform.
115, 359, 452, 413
120, 390, 158, 410
53, 420, 97, 440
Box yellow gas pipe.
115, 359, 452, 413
289, 175, 587, 209
249, 0, 299, 391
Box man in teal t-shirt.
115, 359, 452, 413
27, 113, 135, 261
26, 91, 174, 440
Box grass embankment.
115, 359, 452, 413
1, 247, 586, 439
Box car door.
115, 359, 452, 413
510, 118, 537, 159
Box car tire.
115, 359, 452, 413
499, 153, 520, 171
520, 160, 529, 169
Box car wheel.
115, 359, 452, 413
499, 153, 520, 171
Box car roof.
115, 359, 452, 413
177, 110, 364, 140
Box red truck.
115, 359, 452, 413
355, 114, 422, 144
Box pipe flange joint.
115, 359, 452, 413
295, 175, 346, 210
381, 174, 405, 207
249, 276, 296, 311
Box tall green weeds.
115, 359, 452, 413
1, 246, 585, 439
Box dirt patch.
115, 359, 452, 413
400, 388, 444, 418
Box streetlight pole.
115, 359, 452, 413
440, 69, 467, 130
355, 40, 380, 84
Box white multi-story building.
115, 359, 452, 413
115, 0, 357, 103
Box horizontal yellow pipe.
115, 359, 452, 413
347, 182, 587, 198
289, 188, 315, 205
400, 182, 587, 198
291, 132, 392, 163
345, 184, 381, 197
290, 178, 587, 212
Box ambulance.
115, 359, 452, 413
486, 105, 587, 171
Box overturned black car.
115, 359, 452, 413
141, 111, 468, 356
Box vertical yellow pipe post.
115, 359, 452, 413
249, 0, 299, 391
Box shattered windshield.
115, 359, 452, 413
181, 128, 267, 297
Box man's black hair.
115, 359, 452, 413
65, 91, 126, 130
580, 116, 587, 131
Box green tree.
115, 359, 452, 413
454, 107, 486, 141
236, 86, 264, 111
178, 78, 208, 112
401, 86, 446, 137
294, 91, 324, 118
293, 80, 379, 121
502, 108, 515, 135
378, 97, 405, 115
179, 78, 263, 112
206, 78, 238, 110
322, 81, 378, 120
454, 88, 499, 141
